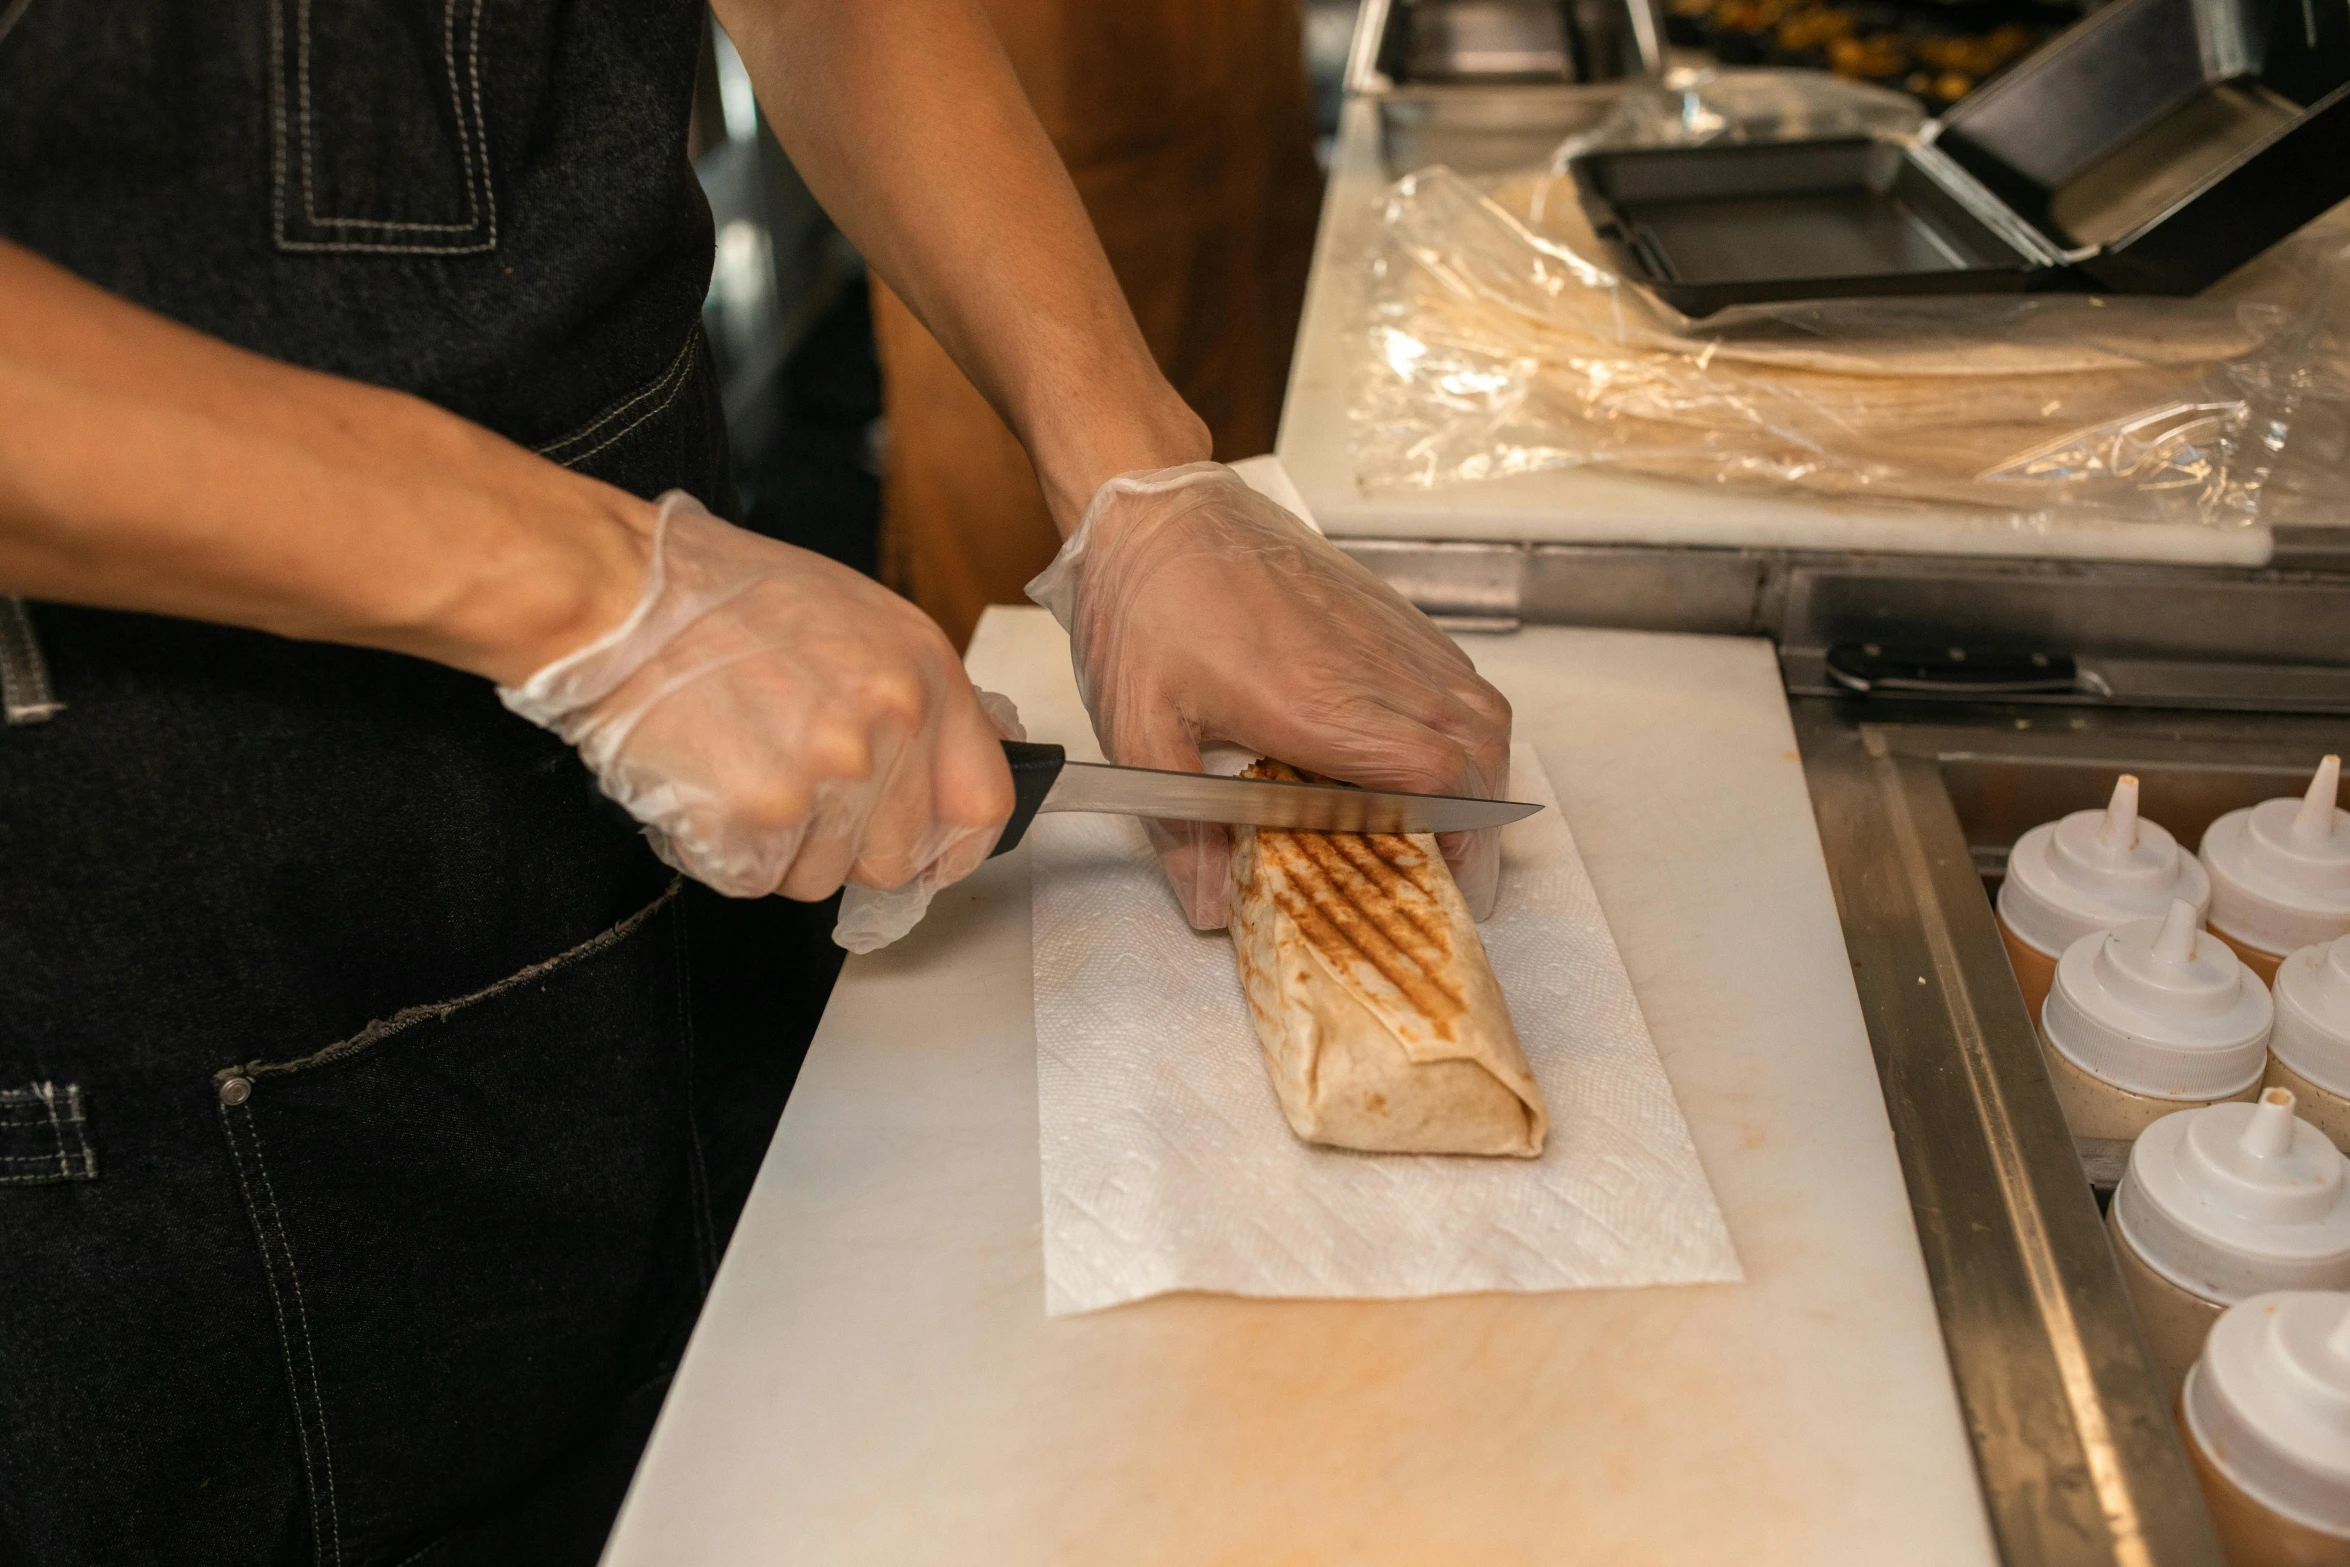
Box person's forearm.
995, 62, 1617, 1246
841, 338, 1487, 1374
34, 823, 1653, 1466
0, 240, 650, 685
715, 0, 1211, 533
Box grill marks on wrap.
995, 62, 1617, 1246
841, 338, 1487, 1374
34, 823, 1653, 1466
1243, 761, 1466, 1040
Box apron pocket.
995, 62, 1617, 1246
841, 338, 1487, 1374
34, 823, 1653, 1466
213, 882, 708, 1567
269, 0, 498, 254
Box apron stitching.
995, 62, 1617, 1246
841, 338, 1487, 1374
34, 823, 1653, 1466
545, 352, 697, 470
217, 880, 682, 1083
268, 0, 289, 248
385, 1538, 447, 1567
273, 0, 496, 253
245, 1123, 346, 1567
297, 0, 484, 233
0, 596, 64, 723
465, 0, 493, 242
222, 1105, 345, 1567
535, 332, 698, 466
41, 1081, 64, 1181
0, 1082, 95, 1184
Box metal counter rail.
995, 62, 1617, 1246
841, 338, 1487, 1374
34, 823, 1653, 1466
1339, 537, 2350, 712
1799, 708, 2204, 1567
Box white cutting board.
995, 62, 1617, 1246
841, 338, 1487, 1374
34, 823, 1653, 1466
601, 612, 1998, 1567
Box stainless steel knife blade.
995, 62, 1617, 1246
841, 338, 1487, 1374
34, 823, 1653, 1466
1037, 760, 1541, 835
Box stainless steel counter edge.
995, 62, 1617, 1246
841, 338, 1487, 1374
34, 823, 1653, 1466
1334, 536, 2350, 696
1793, 706, 2225, 1567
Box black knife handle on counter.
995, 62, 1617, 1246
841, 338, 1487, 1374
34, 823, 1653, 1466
1825, 643, 2079, 698
989, 740, 1068, 857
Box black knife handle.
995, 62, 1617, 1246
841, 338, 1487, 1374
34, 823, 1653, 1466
990, 740, 1068, 857
1825, 643, 2078, 697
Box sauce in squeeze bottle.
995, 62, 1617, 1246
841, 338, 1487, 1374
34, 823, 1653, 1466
2042, 899, 2272, 1142
2268, 934, 2350, 1157
2108, 1088, 2350, 1405
2179, 1290, 2350, 1566
2202, 756, 2350, 987
1999, 774, 2211, 1021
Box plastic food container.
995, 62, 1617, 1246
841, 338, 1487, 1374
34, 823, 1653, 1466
2268, 934, 2350, 1156
2041, 899, 2271, 1141
2107, 1089, 2350, 1404
2180, 1291, 2350, 1564
2202, 755, 2350, 986
1997, 773, 2210, 1023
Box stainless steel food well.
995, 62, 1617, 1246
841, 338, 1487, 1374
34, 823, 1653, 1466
1796, 702, 2345, 1567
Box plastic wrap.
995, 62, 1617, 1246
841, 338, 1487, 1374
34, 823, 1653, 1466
1351, 70, 2350, 530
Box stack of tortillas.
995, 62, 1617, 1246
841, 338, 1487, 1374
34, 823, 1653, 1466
1358, 165, 2349, 520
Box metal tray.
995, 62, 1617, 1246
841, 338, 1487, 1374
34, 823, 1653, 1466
1568, 0, 2350, 308
1936, 0, 2350, 293
1571, 135, 2068, 312
1347, 0, 1667, 91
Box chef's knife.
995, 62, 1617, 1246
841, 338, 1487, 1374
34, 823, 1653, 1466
988, 741, 1541, 857
1823, 643, 2350, 714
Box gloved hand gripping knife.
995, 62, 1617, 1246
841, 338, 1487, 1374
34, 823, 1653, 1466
497, 490, 1014, 916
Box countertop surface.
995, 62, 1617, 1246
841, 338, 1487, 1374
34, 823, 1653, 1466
1275, 95, 2274, 570
601, 611, 2000, 1567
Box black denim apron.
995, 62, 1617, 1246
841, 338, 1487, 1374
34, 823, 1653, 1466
0, 5, 831, 1564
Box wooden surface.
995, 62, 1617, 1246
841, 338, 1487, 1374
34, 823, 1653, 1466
601, 613, 1999, 1567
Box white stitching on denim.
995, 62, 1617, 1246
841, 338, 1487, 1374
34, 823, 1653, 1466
535, 334, 699, 466
0, 595, 63, 724
40, 1081, 63, 1181
222, 1109, 339, 1567
385, 1537, 449, 1567
0, 1084, 83, 1116
549, 359, 695, 469
268, 0, 288, 245
245, 1118, 346, 1567
540, 343, 695, 465
466, 0, 492, 236
299, 0, 481, 230
0, 1083, 96, 1183
273, 0, 497, 255
218, 881, 682, 1084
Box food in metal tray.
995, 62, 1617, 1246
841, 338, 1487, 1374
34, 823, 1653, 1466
1227, 760, 1547, 1157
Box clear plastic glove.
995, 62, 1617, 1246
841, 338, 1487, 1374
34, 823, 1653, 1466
1026, 462, 1512, 928
832, 690, 1026, 953
499, 490, 1013, 903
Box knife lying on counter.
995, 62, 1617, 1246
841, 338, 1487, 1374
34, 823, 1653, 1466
988, 741, 1542, 857
1822, 643, 2350, 714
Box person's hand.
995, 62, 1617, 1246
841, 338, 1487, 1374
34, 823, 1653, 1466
1027, 463, 1513, 928
499, 491, 1013, 902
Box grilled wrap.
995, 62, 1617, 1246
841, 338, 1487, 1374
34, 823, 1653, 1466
1227, 761, 1547, 1157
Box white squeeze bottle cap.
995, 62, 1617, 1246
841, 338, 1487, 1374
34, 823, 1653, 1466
2275, 935, 2350, 1102
2114, 1088, 2350, 1301
2043, 898, 2273, 1099
2183, 1291, 2350, 1538
1998, 774, 2212, 959
2202, 756, 2350, 957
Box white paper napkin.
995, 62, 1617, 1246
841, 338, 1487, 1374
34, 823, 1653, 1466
1033, 744, 1741, 1315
